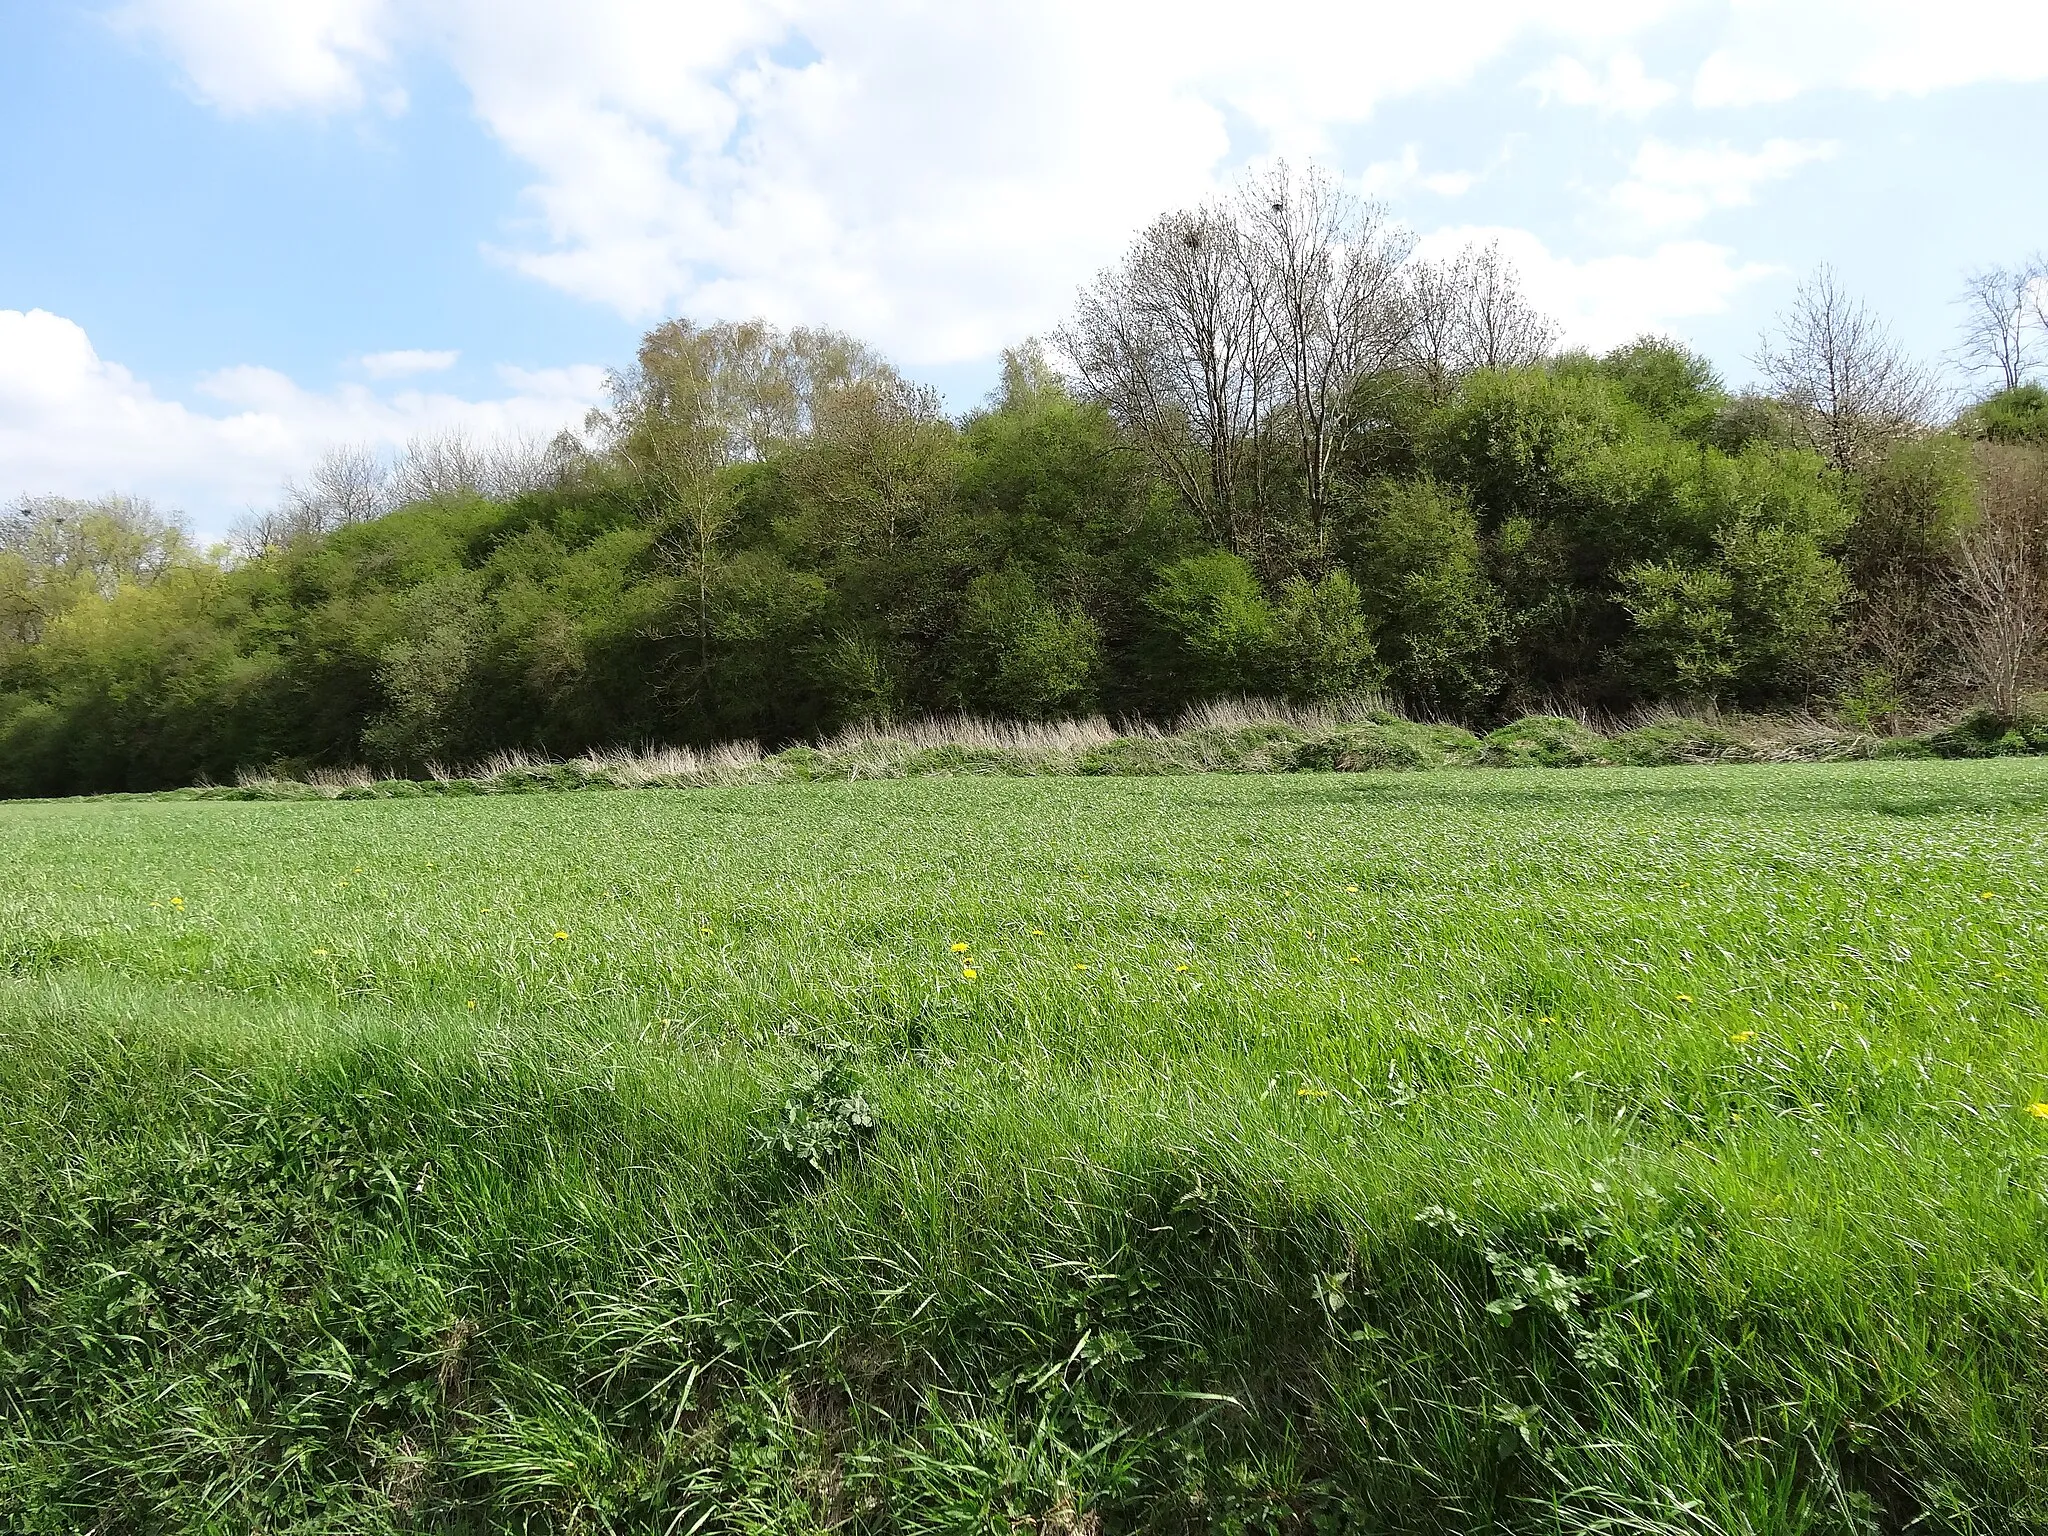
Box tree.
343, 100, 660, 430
1953, 443, 2048, 716
1404, 240, 1557, 397
1757, 266, 1935, 476
1954, 264, 2040, 393
1237, 162, 1413, 561
1060, 204, 1267, 556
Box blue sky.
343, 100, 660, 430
3, 0, 2044, 536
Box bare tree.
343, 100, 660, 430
1455, 241, 1557, 370
1237, 162, 1414, 558
1953, 443, 2048, 716
1757, 266, 1936, 475
1403, 240, 1557, 395
1954, 264, 2039, 392
1059, 205, 1268, 554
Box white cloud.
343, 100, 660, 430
1609, 137, 1837, 232
360, 348, 460, 378
1358, 146, 1480, 199
0, 309, 602, 534
115, 0, 401, 114
1526, 52, 1675, 115
1694, 0, 2048, 106
1413, 225, 1776, 351
113, 0, 2048, 372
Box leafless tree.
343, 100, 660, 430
1059, 204, 1268, 554
1403, 240, 1557, 396
1953, 443, 2048, 716
1757, 266, 1936, 475
1954, 264, 2039, 392
1237, 162, 1414, 557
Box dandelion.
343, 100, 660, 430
1348, 955, 1363, 964
1979, 891, 1995, 902
553, 930, 569, 941
1731, 1030, 1756, 1045
1345, 885, 1360, 893
950, 942, 970, 953
1031, 928, 1045, 936
1675, 993, 1693, 1004
960, 967, 978, 980
1297, 1085, 1330, 1099
1174, 963, 1191, 973
1538, 1015, 1555, 1025
1074, 963, 1090, 971
2030, 1102, 2048, 1119
466, 999, 477, 1009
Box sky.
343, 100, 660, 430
3, 1, 2044, 537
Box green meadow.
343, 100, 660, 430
4, 760, 2047, 1533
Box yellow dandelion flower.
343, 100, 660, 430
1174, 963, 1191, 973
466, 999, 477, 1009
1730, 1030, 1756, 1045
2029, 1102, 2048, 1119
960, 967, 978, 980
1296, 1085, 1330, 1099
1347, 955, 1363, 964
1031, 928, 1045, 936
1345, 885, 1360, 893
1675, 993, 1693, 1004
950, 942, 970, 953
1073, 962, 1090, 971
1538, 1014, 1555, 1024
553, 930, 569, 941
1979, 891, 1995, 902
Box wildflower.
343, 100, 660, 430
960, 967, 978, 980
950, 942, 970, 953
1675, 993, 1693, 1004
1073, 963, 1090, 971
1538, 1014, 1555, 1024
1730, 1030, 1756, 1045
1174, 963, 1191, 973
1297, 1085, 1330, 1099
1348, 955, 1363, 964
1031, 928, 1046, 936
2030, 1102, 2048, 1119
169, 896, 184, 907
1979, 891, 1994, 901
553, 930, 569, 941
1345, 885, 1360, 893
466, 999, 477, 1009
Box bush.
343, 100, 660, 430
1481, 715, 1610, 768
1606, 720, 1746, 766
1289, 724, 1430, 772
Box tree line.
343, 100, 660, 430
3, 164, 2046, 797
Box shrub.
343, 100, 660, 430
1289, 724, 1430, 772
1605, 720, 1746, 766
1481, 715, 1610, 768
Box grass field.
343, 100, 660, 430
4, 761, 2047, 1533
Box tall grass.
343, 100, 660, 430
3, 762, 2046, 1531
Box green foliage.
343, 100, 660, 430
1271, 569, 1382, 702
0, 319, 1980, 796
1958, 382, 2048, 445
954, 569, 1101, 718
1143, 550, 1278, 700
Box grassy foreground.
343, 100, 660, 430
3, 763, 2047, 1533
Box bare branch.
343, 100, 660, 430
1756, 265, 1936, 475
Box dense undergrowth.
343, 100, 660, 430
3, 763, 2047, 1531
110, 694, 2048, 802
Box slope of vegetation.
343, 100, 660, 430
5, 760, 2047, 1531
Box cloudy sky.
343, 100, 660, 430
4, 1, 2044, 534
